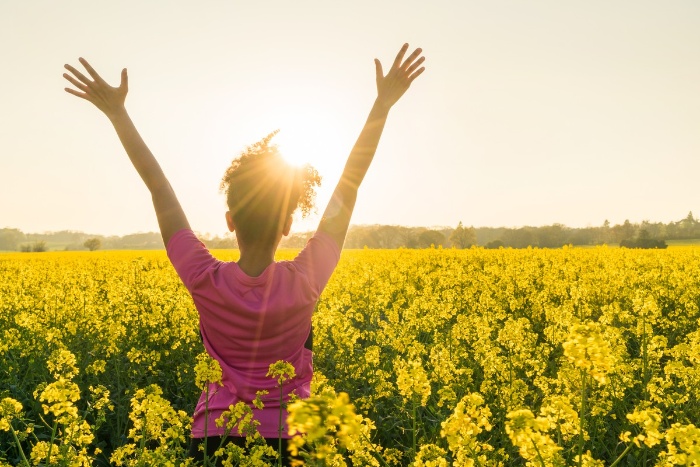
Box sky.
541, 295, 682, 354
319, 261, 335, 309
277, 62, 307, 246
2, 1, 699, 236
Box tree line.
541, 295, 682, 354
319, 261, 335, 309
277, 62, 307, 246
279, 212, 699, 249
0, 230, 165, 252
2, 212, 698, 251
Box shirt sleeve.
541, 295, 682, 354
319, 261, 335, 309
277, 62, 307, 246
166, 229, 219, 290
292, 230, 341, 297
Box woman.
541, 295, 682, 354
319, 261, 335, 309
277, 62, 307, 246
64, 43, 425, 464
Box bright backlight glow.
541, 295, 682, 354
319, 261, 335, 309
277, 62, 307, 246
270, 109, 349, 179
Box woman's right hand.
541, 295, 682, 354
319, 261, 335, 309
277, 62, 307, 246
63, 58, 128, 119
374, 43, 425, 110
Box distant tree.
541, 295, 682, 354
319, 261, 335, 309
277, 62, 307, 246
485, 239, 504, 249
611, 219, 636, 243
677, 211, 698, 238
502, 228, 536, 248
83, 238, 102, 251
683, 211, 696, 226
31, 241, 47, 252
619, 228, 667, 249
620, 236, 667, 249
279, 232, 310, 249
376, 225, 403, 248
115, 232, 164, 249
398, 228, 419, 248
595, 219, 612, 244
641, 220, 665, 239
0, 228, 25, 251
417, 230, 445, 248
449, 221, 477, 248
537, 224, 566, 248
570, 227, 596, 246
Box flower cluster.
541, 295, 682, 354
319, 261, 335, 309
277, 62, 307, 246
194, 351, 223, 390
0, 397, 23, 432
505, 409, 564, 466
441, 393, 494, 465
395, 358, 431, 406
287, 387, 361, 462
562, 321, 615, 385
110, 384, 190, 466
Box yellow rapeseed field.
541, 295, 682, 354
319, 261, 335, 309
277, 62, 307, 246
1, 247, 700, 466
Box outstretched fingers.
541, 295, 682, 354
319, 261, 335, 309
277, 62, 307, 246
62, 64, 96, 101
64, 86, 90, 100
406, 54, 425, 73
63, 63, 92, 87
63, 72, 89, 93
391, 43, 409, 70
79, 57, 107, 85
401, 47, 423, 71
407, 65, 425, 83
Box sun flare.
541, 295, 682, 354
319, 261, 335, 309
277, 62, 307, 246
268, 110, 349, 178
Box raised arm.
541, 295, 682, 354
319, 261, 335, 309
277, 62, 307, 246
63, 58, 189, 246
318, 44, 425, 248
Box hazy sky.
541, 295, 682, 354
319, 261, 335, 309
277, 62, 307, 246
2, 1, 699, 236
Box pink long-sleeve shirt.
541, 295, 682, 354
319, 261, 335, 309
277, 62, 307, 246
167, 229, 340, 438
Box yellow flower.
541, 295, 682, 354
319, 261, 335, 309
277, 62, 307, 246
215, 401, 260, 438
0, 397, 23, 432
85, 359, 107, 375
194, 352, 223, 390
47, 348, 79, 380
441, 393, 494, 464
89, 384, 114, 412
287, 389, 360, 458
538, 396, 579, 441
413, 444, 448, 467
395, 358, 431, 406
38, 378, 81, 423
626, 407, 663, 448
562, 321, 615, 385
253, 390, 269, 410
30, 441, 59, 466
660, 422, 700, 465
267, 360, 296, 386
505, 409, 564, 466
573, 451, 604, 467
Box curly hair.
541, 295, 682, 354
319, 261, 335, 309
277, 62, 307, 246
220, 131, 321, 245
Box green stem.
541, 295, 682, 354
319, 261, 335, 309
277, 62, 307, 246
139, 413, 147, 465
467, 445, 484, 467
412, 397, 417, 457
530, 437, 547, 467
578, 371, 587, 467
608, 443, 634, 467
508, 352, 514, 409
641, 315, 649, 400
203, 384, 210, 467
46, 421, 58, 467
359, 430, 390, 467
9, 424, 30, 466
278, 382, 284, 467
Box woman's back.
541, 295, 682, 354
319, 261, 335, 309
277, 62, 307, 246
167, 228, 340, 438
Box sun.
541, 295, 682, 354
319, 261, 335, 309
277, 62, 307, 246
269, 109, 350, 178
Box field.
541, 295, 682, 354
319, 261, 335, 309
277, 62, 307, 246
1, 247, 700, 466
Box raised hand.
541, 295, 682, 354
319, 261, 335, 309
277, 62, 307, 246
62, 56, 190, 244
63, 58, 128, 118
374, 44, 425, 109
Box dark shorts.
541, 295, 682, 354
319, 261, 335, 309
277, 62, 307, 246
189, 436, 296, 467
